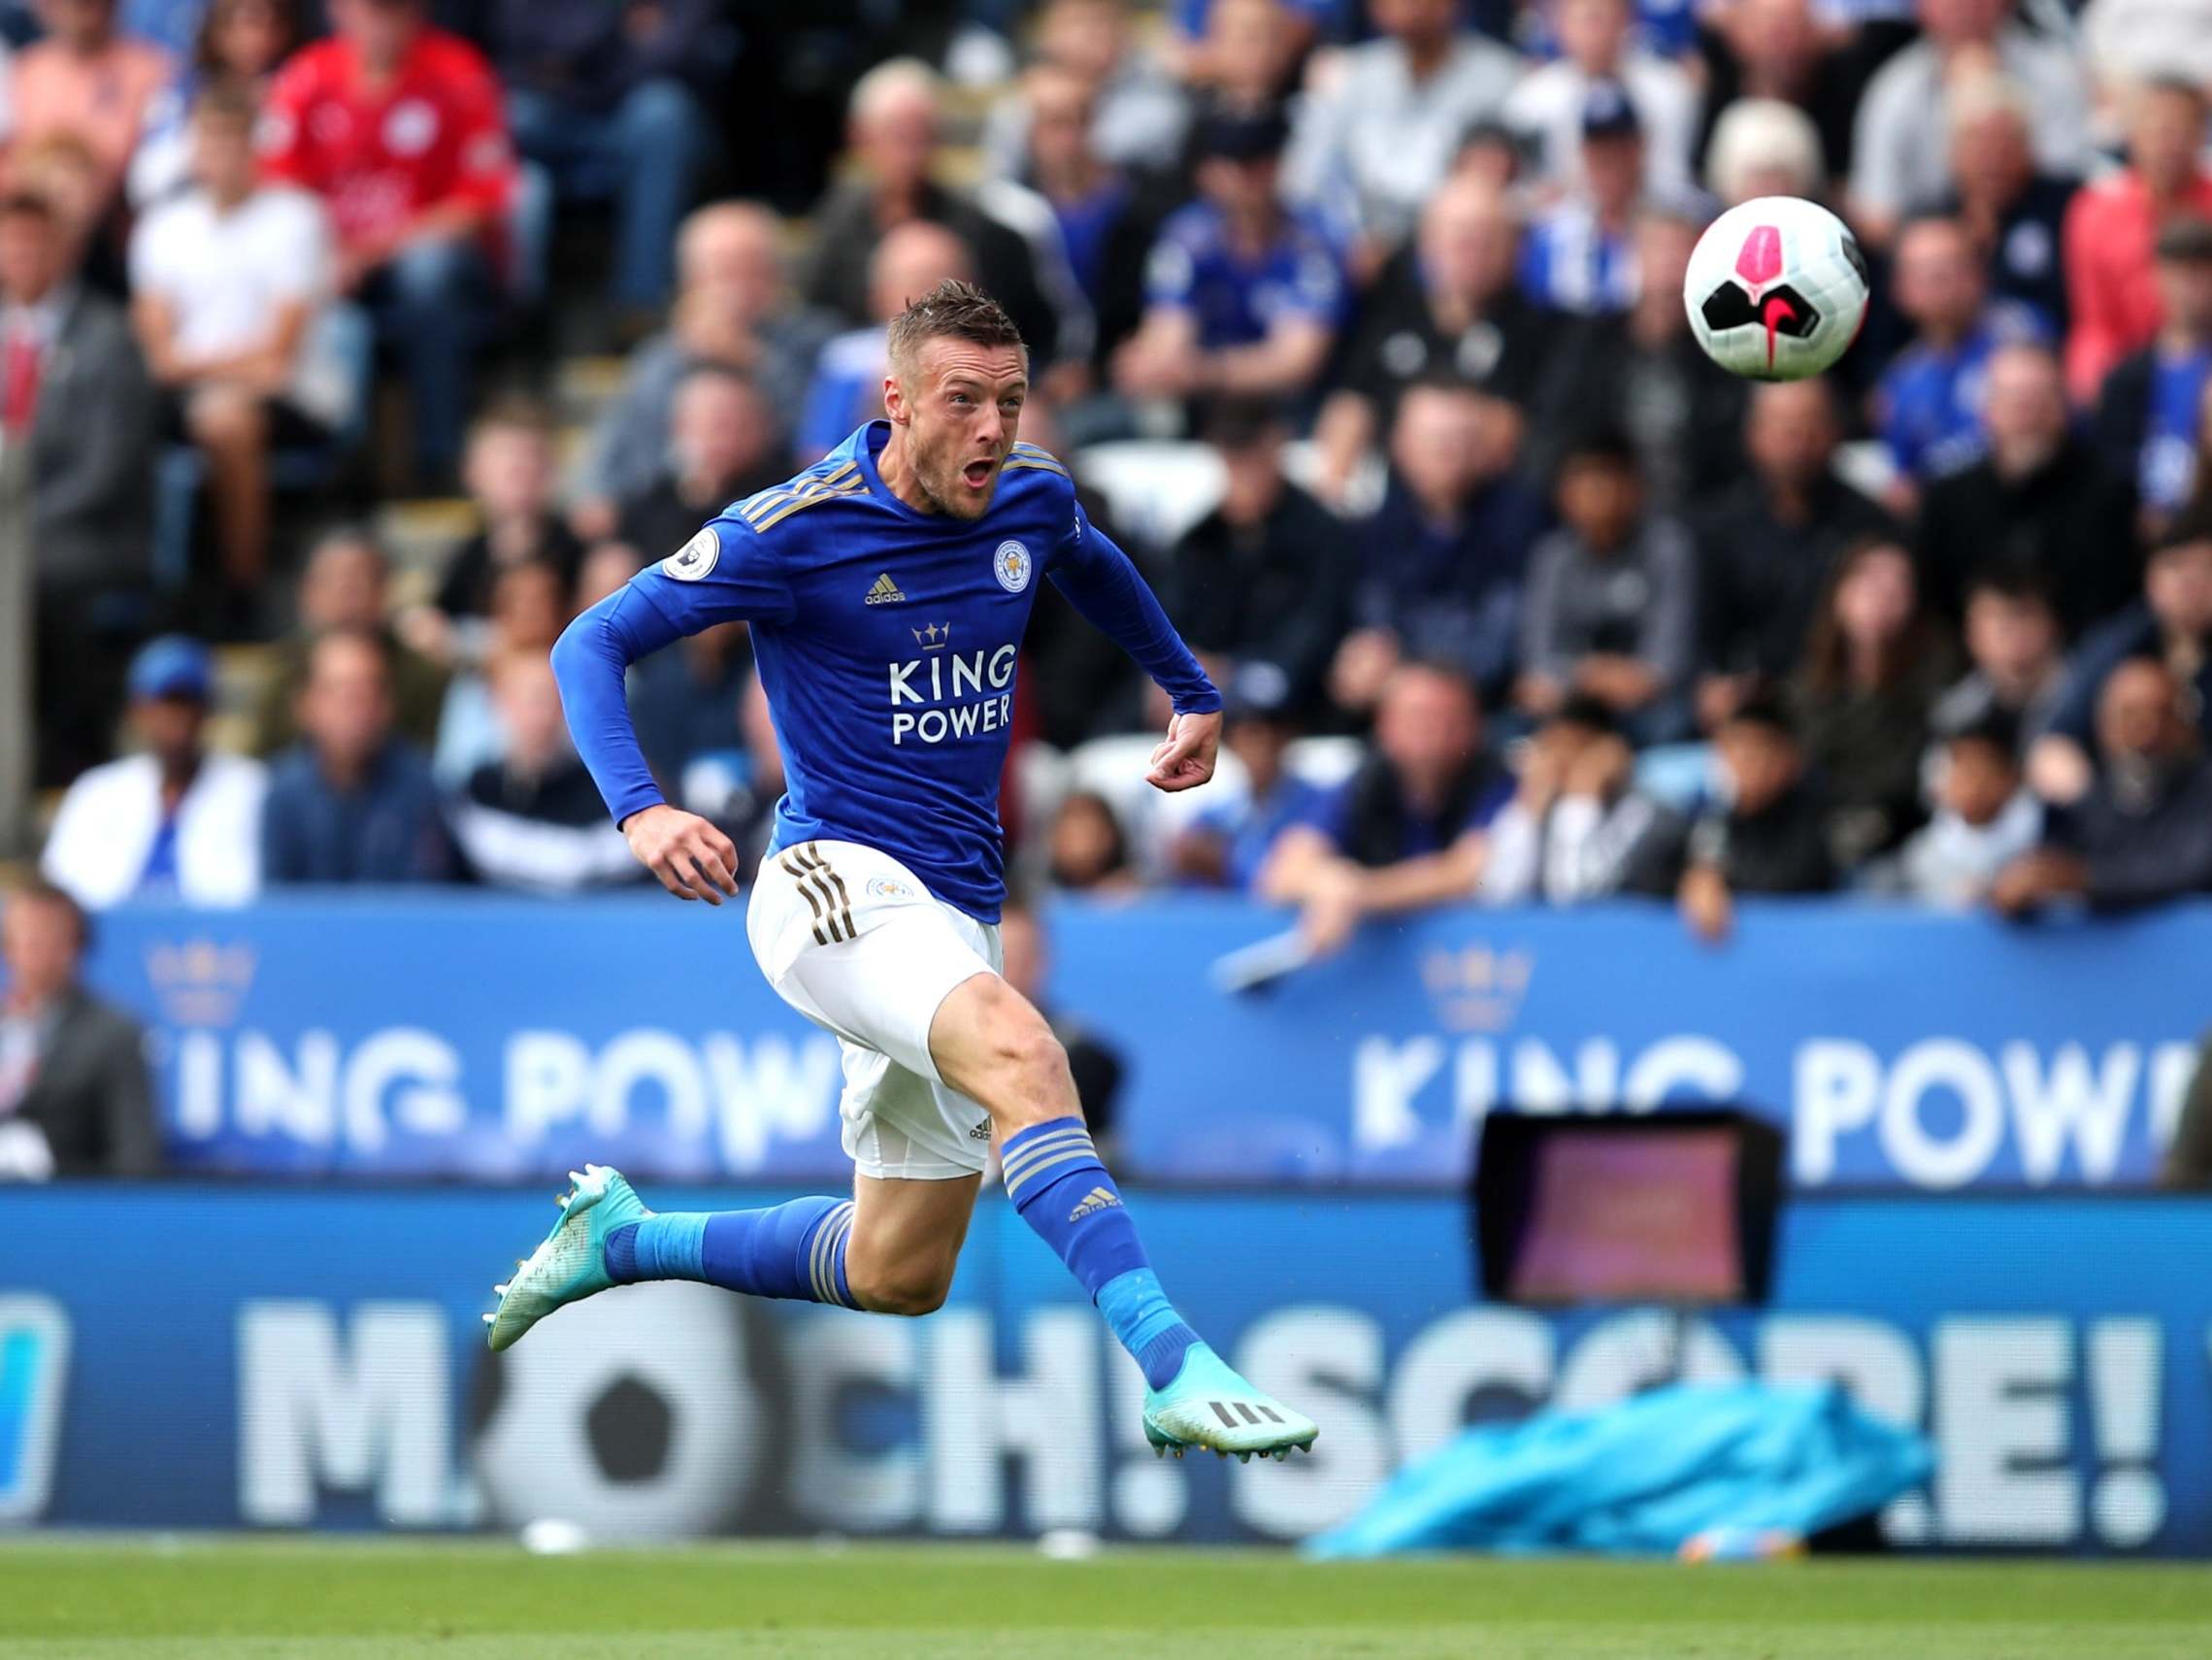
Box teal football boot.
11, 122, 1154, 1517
483, 1164, 649, 1351
1143, 1343, 1319, 1462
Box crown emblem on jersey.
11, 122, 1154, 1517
864, 572, 906, 606
911, 621, 951, 650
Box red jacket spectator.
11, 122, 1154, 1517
2062, 82, 2212, 404
259, 19, 514, 275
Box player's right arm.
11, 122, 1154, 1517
549, 516, 795, 904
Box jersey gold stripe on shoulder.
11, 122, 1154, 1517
753, 481, 862, 532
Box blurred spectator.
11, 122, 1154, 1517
1517, 429, 1696, 741
0, 880, 158, 1179
6, 187, 158, 787
41, 635, 264, 908
573, 202, 838, 533
1114, 107, 1343, 405
1926, 72, 2073, 334
432, 556, 571, 785
1875, 216, 2051, 495
802, 58, 1069, 371
1312, 178, 1545, 504
1159, 397, 1348, 717
657, 664, 781, 877
1927, 566, 2068, 751
1693, 0, 1855, 182
2063, 79, 2212, 405
1923, 341, 2137, 631
1282, 0, 1518, 261
2093, 216, 2212, 531
13, 132, 109, 269
798, 220, 974, 465
128, 0, 299, 211
1481, 695, 1686, 905
1047, 788, 1140, 893
447, 650, 638, 893
1503, 0, 1698, 199
12, 0, 174, 208
1678, 693, 1835, 944
617, 366, 782, 567
1877, 708, 2040, 906
1995, 656, 2212, 913
1169, 688, 1332, 889
1518, 82, 1643, 315
1008, 63, 1160, 373
1793, 537, 1958, 866
1848, 0, 2089, 249
495, 0, 715, 327
1178, 0, 1304, 128
1697, 380, 1897, 724
575, 540, 643, 613
983, 0, 1190, 183
261, 0, 516, 488
2035, 515, 2212, 800
630, 619, 752, 810
998, 886, 1126, 1152
1336, 380, 1544, 713
1533, 203, 1748, 511
251, 527, 447, 756
1259, 662, 1509, 953
130, 81, 344, 608
2079, 0, 2212, 109
262, 625, 453, 884
424, 397, 582, 650
1703, 96, 1825, 207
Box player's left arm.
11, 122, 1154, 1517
1046, 493, 1223, 792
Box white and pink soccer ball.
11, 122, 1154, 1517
1684, 196, 1870, 382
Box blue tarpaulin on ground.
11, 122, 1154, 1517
1305, 1381, 1933, 1558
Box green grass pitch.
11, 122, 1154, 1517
4, 1538, 2209, 1659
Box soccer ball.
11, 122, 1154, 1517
1684, 196, 1869, 382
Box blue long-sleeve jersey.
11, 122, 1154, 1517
551, 420, 1221, 921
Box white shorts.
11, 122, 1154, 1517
745, 838, 1002, 1181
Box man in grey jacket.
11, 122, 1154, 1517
0, 189, 158, 786
0, 880, 160, 1179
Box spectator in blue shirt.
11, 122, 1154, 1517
262, 628, 454, 885
1259, 662, 1512, 953
495, 0, 720, 326
1332, 379, 1547, 717
2093, 216, 2212, 534
2032, 515, 2212, 805
1168, 687, 1335, 891
1520, 82, 1644, 315
1113, 106, 1344, 405
1876, 215, 2052, 500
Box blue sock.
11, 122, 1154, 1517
1001, 1117, 1200, 1390
606, 1197, 855, 1309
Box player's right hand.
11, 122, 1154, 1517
621, 804, 741, 905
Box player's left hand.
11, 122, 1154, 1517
1145, 709, 1221, 793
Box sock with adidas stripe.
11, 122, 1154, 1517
1000, 1116, 1200, 1390
606, 1198, 856, 1309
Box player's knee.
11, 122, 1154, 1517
993, 1017, 1075, 1125
846, 1253, 952, 1318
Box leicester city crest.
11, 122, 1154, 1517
994, 540, 1033, 594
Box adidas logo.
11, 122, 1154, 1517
864, 572, 905, 606
970, 1120, 993, 1142
1068, 1185, 1120, 1222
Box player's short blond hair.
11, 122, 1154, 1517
884, 280, 1028, 378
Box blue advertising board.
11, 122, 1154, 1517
3, 1186, 2208, 1553
77, 896, 2210, 1190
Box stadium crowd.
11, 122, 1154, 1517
1, 0, 2210, 969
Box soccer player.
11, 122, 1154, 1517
493, 280, 1318, 1462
